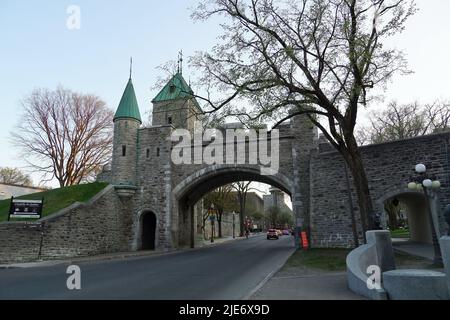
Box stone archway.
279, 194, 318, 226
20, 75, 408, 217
140, 211, 157, 250
376, 189, 432, 244
171, 165, 294, 249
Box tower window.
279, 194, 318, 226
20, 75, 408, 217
167, 116, 172, 125
156, 147, 160, 157
146, 148, 150, 159
169, 84, 176, 93
122, 145, 126, 157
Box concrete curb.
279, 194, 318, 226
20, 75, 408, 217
193, 233, 264, 251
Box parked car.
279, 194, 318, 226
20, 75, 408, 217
267, 229, 279, 240
276, 229, 283, 237
282, 229, 290, 235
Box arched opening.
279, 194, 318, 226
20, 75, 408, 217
173, 166, 295, 249
383, 192, 432, 244
141, 211, 157, 250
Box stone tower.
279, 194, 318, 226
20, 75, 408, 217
111, 77, 142, 186
151, 72, 201, 131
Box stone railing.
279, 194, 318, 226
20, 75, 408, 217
347, 230, 450, 300
346, 230, 395, 300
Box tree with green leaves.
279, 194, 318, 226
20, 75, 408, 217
266, 206, 293, 229
189, 0, 416, 238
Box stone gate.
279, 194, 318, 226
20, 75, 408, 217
98, 72, 450, 251
2, 72, 449, 264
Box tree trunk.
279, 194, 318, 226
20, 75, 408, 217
343, 138, 376, 243
238, 194, 245, 237
388, 210, 398, 230
385, 201, 399, 230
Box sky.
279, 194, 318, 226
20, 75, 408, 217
0, 0, 449, 188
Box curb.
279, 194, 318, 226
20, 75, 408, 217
242, 246, 297, 300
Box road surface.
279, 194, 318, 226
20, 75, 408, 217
0, 234, 295, 299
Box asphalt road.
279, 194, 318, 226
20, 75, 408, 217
0, 234, 295, 300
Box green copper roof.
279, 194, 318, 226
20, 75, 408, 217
152, 73, 194, 103
114, 78, 142, 123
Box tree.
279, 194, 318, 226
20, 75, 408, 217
190, 0, 416, 238
266, 206, 280, 228
0, 167, 32, 186
203, 184, 234, 237
231, 181, 266, 236
266, 206, 293, 228
357, 101, 450, 145
11, 87, 113, 187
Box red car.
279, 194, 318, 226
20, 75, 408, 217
267, 229, 279, 240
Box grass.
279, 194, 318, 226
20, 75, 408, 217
390, 229, 410, 239
282, 247, 439, 273
0, 182, 108, 222
283, 248, 351, 272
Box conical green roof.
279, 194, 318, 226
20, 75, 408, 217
114, 78, 142, 123
152, 73, 194, 103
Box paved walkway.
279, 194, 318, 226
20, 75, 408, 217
392, 239, 434, 260
250, 272, 365, 300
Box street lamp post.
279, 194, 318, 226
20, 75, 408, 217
232, 211, 235, 239
408, 163, 443, 265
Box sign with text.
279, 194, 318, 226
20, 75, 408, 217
8, 198, 44, 220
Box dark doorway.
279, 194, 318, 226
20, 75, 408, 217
141, 212, 156, 250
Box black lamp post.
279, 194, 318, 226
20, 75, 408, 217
407, 163, 443, 265
232, 211, 236, 239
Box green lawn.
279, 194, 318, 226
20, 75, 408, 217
283, 248, 352, 272
390, 229, 410, 239
0, 182, 108, 222
282, 247, 434, 272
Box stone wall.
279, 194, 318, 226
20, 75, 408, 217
152, 99, 200, 131
0, 185, 131, 264
203, 212, 241, 239
111, 118, 141, 185
310, 132, 450, 248
132, 125, 174, 250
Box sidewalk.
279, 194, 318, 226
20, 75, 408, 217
250, 272, 365, 300
392, 239, 434, 260
249, 249, 366, 300
199, 233, 261, 247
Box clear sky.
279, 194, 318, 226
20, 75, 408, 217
0, 0, 449, 187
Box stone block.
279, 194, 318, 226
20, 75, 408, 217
383, 269, 449, 300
